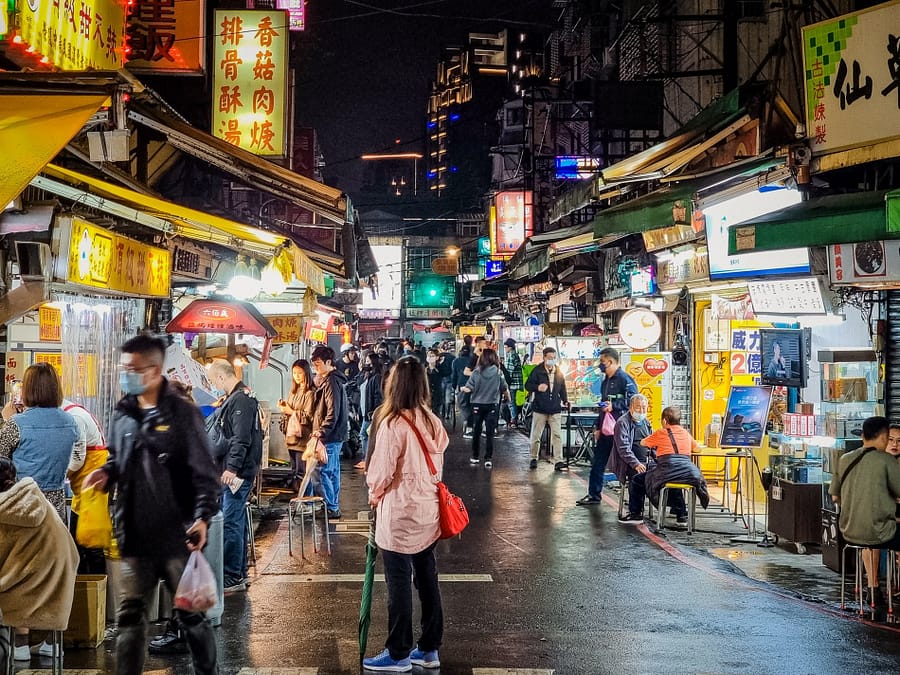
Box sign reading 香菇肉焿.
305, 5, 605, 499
803, 1, 900, 154
57, 217, 171, 297
212, 9, 288, 157
18, 0, 126, 70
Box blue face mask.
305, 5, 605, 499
120, 370, 148, 396
631, 412, 647, 423
545, 358, 557, 368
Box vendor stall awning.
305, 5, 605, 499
34, 164, 327, 294
166, 299, 277, 337
0, 93, 107, 211
128, 103, 348, 225
727, 191, 898, 254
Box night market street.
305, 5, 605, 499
55, 427, 900, 675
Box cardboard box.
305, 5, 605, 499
65, 574, 107, 648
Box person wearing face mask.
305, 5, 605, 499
425, 349, 443, 414
580, 348, 638, 504
523, 347, 569, 471
356, 352, 385, 469
579, 395, 650, 509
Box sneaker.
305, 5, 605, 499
529, 459, 538, 470
554, 461, 567, 472
223, 578, 247, 593
484, 460, 493, 468
13, 644, 30, 661
575, 495, 602, 506
36, 640, 63, 657
675, 514, 689, 524
362, 648, 412, 672
462, 430, 473, 439
618, 513, 643, 524
469, 457, 480, 465
409, 647, 440, 668
149, 629, 187, 655
327, 509, 342, 520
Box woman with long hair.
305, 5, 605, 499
356, 351, 385, 470
278, 359, 316, 490
460, 348, 509, 468
363, 356, 448, 672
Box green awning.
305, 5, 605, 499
593, 183, 695, 237
727, 191, 896, 254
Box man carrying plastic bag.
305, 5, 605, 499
83, 335, 221, 675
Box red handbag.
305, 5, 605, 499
400, 413, 469, 539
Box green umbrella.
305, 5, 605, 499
359, 512, 378, 665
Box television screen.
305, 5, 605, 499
759, 328, 807, 388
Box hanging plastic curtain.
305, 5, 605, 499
56, 293, 145, 433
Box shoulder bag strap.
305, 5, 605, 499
399, 412, 438, 478
840, 447, 874, 484
665, 428, 681, 455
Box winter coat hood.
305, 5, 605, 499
0, 477, 49, 528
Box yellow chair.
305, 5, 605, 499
657, 482, 696, 534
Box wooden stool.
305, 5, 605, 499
658, 482, 696, 534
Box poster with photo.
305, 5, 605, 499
721, 385, 773, 448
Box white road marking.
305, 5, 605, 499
18, 671, 103, 675
489, 528, 528, 554
261, 573, 493, 583
472, 670, 555, 675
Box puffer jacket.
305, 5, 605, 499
102, 378, 222, 557
313, 369, 349, 444
0, 477, 78, 629
367, 409, 449, 554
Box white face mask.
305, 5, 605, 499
545, 358, 557, 368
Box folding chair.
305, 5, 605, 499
287, 455, 331, 557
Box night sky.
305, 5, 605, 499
294, 0, 556, 199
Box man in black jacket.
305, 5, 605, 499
84, 335, 220, 675
524, 346, 569, 470
311, 344, 349, 519
207, 360, 262, 592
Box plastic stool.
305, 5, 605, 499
842, 544, 896, 617
48, 630, 63, 674
658, 482, 696, 534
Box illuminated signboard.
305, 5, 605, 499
18, 0, 126, 70
477, 236, 491, 257
264, 315, 302, 344
125, 0, 206, 73
61, 217, 170, 297
555, 156, 601, 180
0, 0, 10, 38
484, 259, 505, 280
492, 191, 533, 258
363, 245, 403, 311
212, 9, 289, 157
276, 0, 305, 31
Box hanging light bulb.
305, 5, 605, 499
248, 258, 261, 280
260, 258, 287, 296
227, 253, 261, 300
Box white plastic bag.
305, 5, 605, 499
174, 551, 217, 612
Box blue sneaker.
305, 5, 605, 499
410, 647, 440, 668
362, 648, 412, 672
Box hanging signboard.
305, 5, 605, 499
56, 217, 171, 298
265, 315, 302, 344
276, 0, 305, 30
829, 240, 900, 285
491, 191, 533, 258
747, 277, 827, 315
39, 305, 61, 342
803, 1, 900, 154
126, 0, 206, 73
17, 0, 126, 70
212, 9, 289, 157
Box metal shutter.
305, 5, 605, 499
886, 290, 900, 420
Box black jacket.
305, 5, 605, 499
524, 365, 568, 415
451, 354, 470, 389
212, 381, 263, 479
102, 378, 221, 557
594, 368, 639, 429
314, 369, 349, 444
357, 370, 384, 420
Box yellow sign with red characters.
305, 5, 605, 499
212, 9, 288, 157
39, 306, 62, 342
623, 352, 673, 424
34, 352, 99, 397
265, 315, 302, 344
18, 0, 126, 70
61, 217, 170, 298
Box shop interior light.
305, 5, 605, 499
227, 254, 262, 300
260, 259, 287, 296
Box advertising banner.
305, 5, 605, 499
492, 191, 533, 258
126, 0, 206, 73
803, 1, 900, 154
18, 0, 126, 70
212, 9, 289, 157
622, 352, 673, 424
721, 385, 774, 448
363, 245, 403, 310
829, 240, 900, 285
39, 305, 61, 342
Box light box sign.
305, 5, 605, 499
492, 191, 533, 258
829, 241, 900, 285
704, 186, 810, 280
478, 236, 491, 257
484, 259, 505, 279
212, 9, 289, 157
555, 156, 600, 180
18, 0, 126, 70
126, 0, 206, 73
363, 245, 402, 311
59, 217, 170, 297
803, 2, 900, 155
276, 0, 305, 31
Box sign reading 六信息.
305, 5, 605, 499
803, 1, 900, 154
212, 9, 288, 157
18, 0, 126, 70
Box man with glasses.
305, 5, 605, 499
83, 335, 220, 675
311, 345, 349, 520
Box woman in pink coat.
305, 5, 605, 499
364, 356, 449, 673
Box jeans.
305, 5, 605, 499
508, 388, 519, 422
117, 555, 218, 675
360, 419, 372, 461
471, 403, 497, 460
321, 441, 343, 512
628, 472, 686, 517
529, 412, 562, 460
382, 543, 443, 660
222, 477, 254, 584
588, 434, 614, 498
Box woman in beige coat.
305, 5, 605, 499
364, 356, 449, 672
0, 456, 78, 662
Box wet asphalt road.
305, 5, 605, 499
59, 425, 900, 675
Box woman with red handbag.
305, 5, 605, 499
364, 356, 450, 672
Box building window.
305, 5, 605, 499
737, 0, 765, 20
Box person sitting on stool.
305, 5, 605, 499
605, 394, 651, 509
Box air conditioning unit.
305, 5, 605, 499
87, 130, 131, 163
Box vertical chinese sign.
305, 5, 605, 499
803, 1, 900, 154
125, 0, 206, 73
276, 0, 305, 31
17, 0, 126, 70
491, 191, 533, 258
212, 9, 288, 157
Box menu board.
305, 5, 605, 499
747, 277, 826, 315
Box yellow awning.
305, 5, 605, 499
0, 93, 107, 209
37, 164, 327, 294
